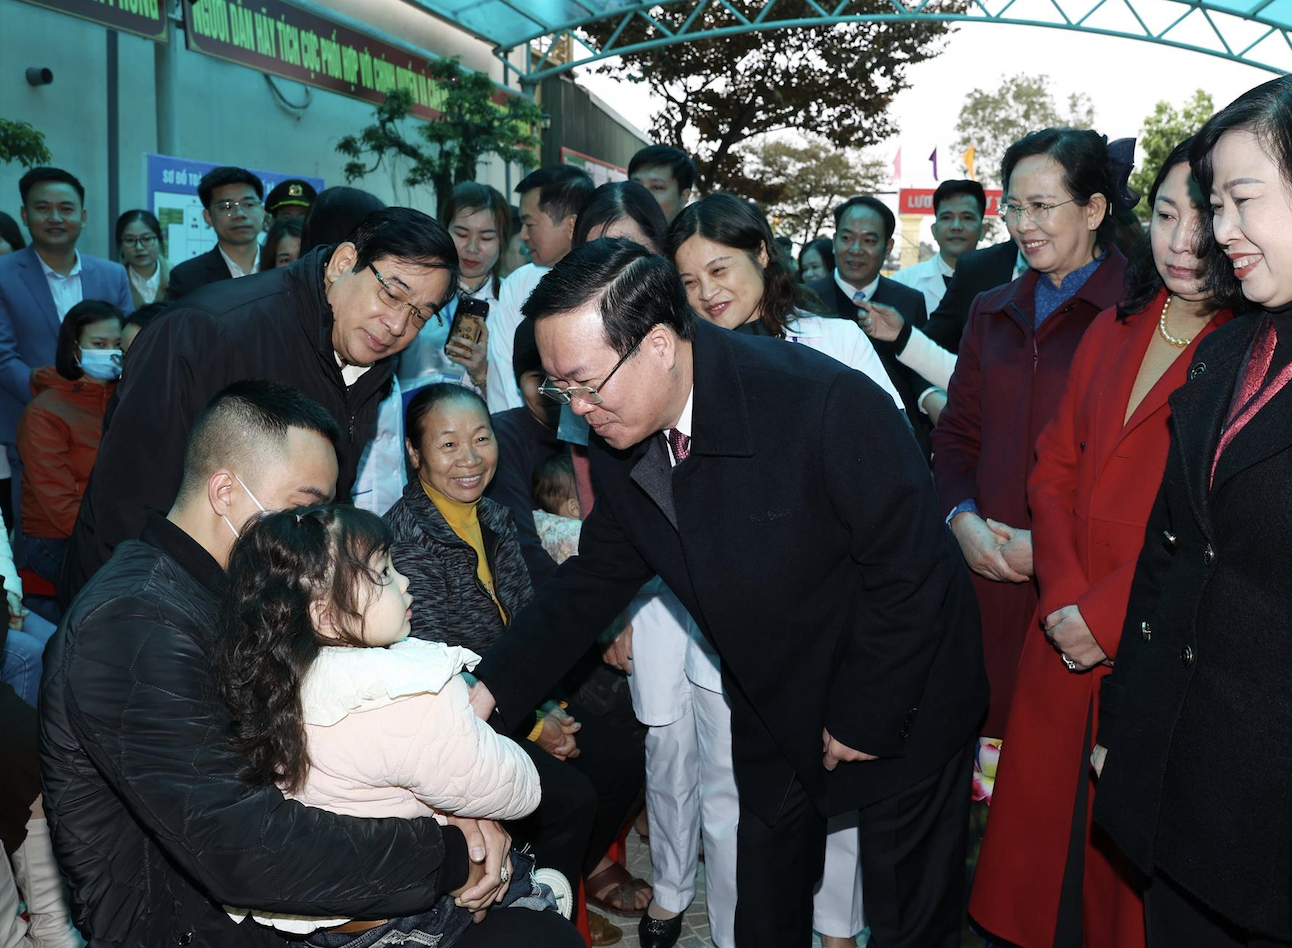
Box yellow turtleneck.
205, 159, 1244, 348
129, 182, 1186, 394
422, 480, 505, 621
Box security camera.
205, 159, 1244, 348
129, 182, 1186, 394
25, 68, 53, 86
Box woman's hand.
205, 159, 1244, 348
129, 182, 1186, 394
985, 519, 1034, 578
858, 301, 905, 343
447, 321, 489, 388
1044, 605, 1108, 670
950, 513, 1029, 583
446, 816, 513, 911
535, 707, 581, 760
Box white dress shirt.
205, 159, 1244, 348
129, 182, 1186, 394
833, 268, 940, 412
128, 264, 162, 305
487, 263, 547, 413
218, 245, 260, 279
36, 250, 83, 320
889, 252, 955, 315
833, 269, 879, 306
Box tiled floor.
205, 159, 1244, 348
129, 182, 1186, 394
602, 830, 830, 948
603, 829, 987, 948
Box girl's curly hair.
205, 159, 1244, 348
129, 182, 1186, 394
215, 504, 393, 793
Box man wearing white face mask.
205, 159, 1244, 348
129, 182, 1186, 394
41, 380, 513, 947
16, 300, 125, 588
218, 472, 265, 538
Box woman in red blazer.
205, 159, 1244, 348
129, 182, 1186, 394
969, 141, 1233, 946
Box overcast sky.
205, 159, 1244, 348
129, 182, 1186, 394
576, 11, 1279, 198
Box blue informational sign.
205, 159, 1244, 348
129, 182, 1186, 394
144, 153, 324, 266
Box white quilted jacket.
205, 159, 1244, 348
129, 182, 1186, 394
290, 637, 540, 821
227, 637, 540, 933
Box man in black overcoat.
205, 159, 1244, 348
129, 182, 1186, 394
470, 239, 988, 948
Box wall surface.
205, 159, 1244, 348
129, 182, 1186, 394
0, 0, 526, 257
539, 75, 651, 172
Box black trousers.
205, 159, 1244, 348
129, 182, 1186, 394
0, 681, 40, 855
732, 738, 975, 948
507, 699, 644, 884
1146, 870, 1291, 948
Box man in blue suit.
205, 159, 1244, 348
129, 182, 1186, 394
0, 167, 132, 450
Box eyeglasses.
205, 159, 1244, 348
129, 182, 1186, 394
369, 263, 432, 329
999, 199, 1076, 225
120, 235, 158, 248
539, 337, 644, 406
212, 199, 264, 217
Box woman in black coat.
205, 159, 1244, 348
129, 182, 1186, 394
1092, 75, 1292, 947
385, 384, 650, 939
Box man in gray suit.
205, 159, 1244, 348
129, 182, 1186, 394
0, 167, 132, 451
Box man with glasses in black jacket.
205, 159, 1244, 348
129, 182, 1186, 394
59, 206, 459, 605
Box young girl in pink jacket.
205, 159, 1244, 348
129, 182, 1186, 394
214, 504, 576, 947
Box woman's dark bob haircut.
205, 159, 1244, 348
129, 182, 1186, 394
56, 299, 124, 381
404, 382, 490, 451
1001, 128, 1116, 245
664, 192, 819, 336
1190, 75, 1292, 311
572, 181, 669, 252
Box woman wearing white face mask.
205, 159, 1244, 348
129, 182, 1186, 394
16, 300, 123, 586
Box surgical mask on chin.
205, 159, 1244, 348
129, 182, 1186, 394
222, 473, 267, 540
78, 348, 122, 381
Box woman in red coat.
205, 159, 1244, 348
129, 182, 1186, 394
933, 129, 1131, 746
969, 141, 1233, 946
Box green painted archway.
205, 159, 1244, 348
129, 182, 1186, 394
411, 0, 1290, 88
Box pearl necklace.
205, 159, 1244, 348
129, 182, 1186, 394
1157, 295, 1193, 348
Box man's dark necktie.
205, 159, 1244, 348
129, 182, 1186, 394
667, 428, 691, 462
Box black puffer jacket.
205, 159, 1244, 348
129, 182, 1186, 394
385, 480, 533, 656
40, 514, 466, 947
60, 246, 396, 605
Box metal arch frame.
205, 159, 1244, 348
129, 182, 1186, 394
491, 0, 1290, 89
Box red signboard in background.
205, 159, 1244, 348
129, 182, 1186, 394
899, 187, 1002, 216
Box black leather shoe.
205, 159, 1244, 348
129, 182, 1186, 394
638, 911, 683, 948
